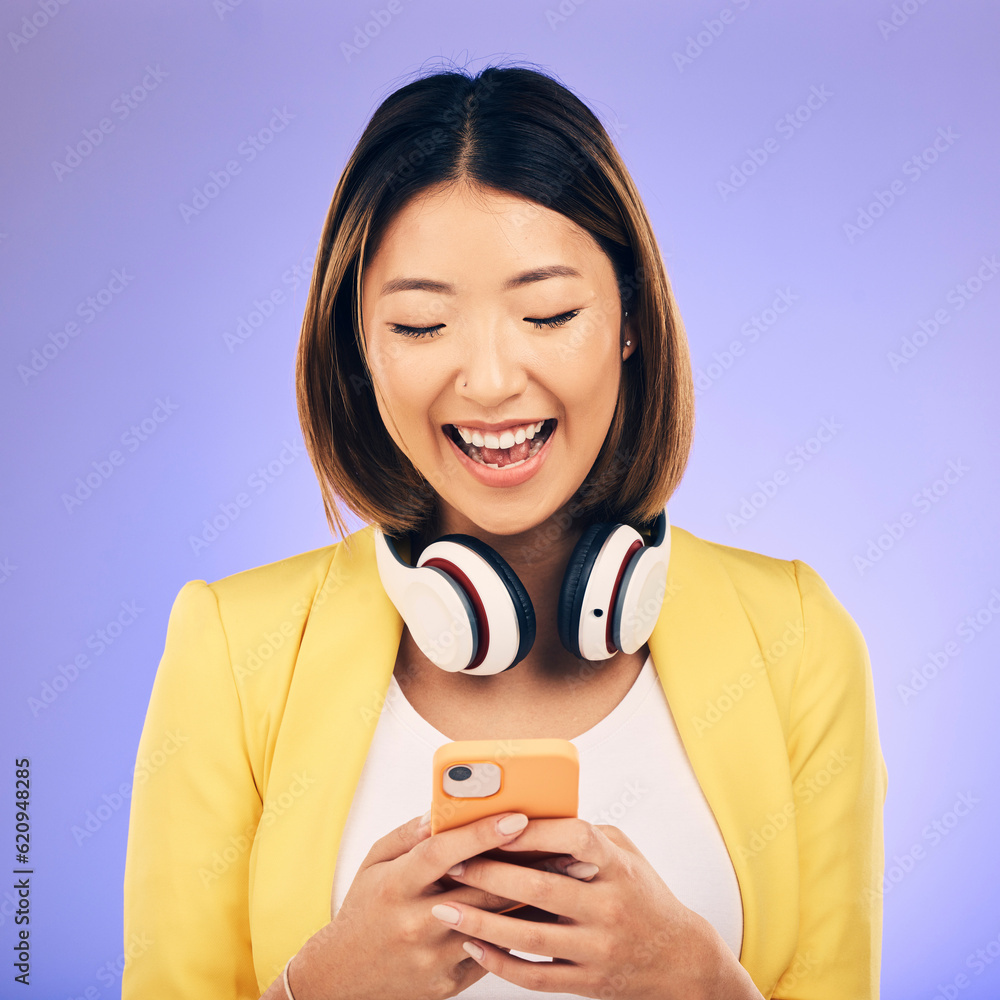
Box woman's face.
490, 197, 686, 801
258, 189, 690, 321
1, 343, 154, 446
361, 180, 635, 538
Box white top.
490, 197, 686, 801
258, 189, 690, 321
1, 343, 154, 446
331, 653, 744, 996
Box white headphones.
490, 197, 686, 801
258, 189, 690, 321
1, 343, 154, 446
374, 506, 671, 675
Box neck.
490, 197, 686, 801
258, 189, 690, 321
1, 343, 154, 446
408, 501, 599, 689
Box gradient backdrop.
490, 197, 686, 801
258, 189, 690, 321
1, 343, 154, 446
2, 2, 998, 997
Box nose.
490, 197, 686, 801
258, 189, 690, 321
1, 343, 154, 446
455, 322, 529, 407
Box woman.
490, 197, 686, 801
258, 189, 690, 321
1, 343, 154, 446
122, 64, 887, 999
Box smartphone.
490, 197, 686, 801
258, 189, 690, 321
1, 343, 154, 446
431, 737, 579, 923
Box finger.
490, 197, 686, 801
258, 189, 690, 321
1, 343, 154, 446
405, 812, 530, 895
361, 811, 433, 870
430, 899, 586, 966
496, 817, 610, 871
462, 936, 579, 989
445, 857, 589, 922
431, 878, 529, 915
536, 855, 601, 880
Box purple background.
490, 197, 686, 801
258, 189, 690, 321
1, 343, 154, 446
2, 2, 998, 997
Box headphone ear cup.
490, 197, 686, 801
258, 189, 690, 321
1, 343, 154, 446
611, 511, 671, 654
434, 534, 536, 672
557, 522, 617, 658
374, 530, 479, 672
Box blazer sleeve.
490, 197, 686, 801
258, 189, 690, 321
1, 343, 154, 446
771, 561, 888, 1000
122, 579, 263, 999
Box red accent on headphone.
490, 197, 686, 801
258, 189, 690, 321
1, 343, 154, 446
422, 558, 490, 670
606, 539, 643, 654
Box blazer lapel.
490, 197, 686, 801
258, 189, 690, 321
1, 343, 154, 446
252, 523, 797, 998
646, 526, 797, 996
250, 523, 404, 984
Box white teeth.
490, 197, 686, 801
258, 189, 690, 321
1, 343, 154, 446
452, 419, 546, 448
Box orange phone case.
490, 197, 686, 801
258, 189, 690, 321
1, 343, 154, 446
431, 738, 579, 922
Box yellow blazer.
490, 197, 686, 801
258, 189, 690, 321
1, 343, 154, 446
122, 522, 888, 999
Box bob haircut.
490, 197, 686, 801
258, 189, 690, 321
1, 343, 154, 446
296, 61, 695, 551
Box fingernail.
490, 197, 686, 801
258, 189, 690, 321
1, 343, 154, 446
463, 940, 485, 961
566, 861, 599, 879
419, 809, 432, 828
432, 903, 461, 925
446, 861, 465, 877
497, 813, 528, 835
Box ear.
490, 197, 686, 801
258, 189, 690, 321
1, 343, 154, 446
621, 311, 637, 361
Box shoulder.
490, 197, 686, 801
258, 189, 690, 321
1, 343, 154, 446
669, 525, 870, 713
670, 523, 800, 622
670, 523, 858, 633
206, 523, 374, 611
182, 524, 376, 658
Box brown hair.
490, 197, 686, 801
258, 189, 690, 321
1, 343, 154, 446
295, 60, 695, 552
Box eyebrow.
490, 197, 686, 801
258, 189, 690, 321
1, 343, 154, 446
379, 264, 583, 297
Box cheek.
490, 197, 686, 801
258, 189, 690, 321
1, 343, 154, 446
556, 348, 620, 428
371, 355, 441, 446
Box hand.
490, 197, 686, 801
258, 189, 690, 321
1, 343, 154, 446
287, 810, 547, 999
430, 818, 737, 1000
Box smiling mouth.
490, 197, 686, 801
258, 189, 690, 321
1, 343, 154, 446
445, 419, 557, 469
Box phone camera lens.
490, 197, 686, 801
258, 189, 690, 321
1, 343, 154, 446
448, 766, 472, 781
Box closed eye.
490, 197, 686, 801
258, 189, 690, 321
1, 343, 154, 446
389, 310, 581, 340
525, 309, 581, 330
